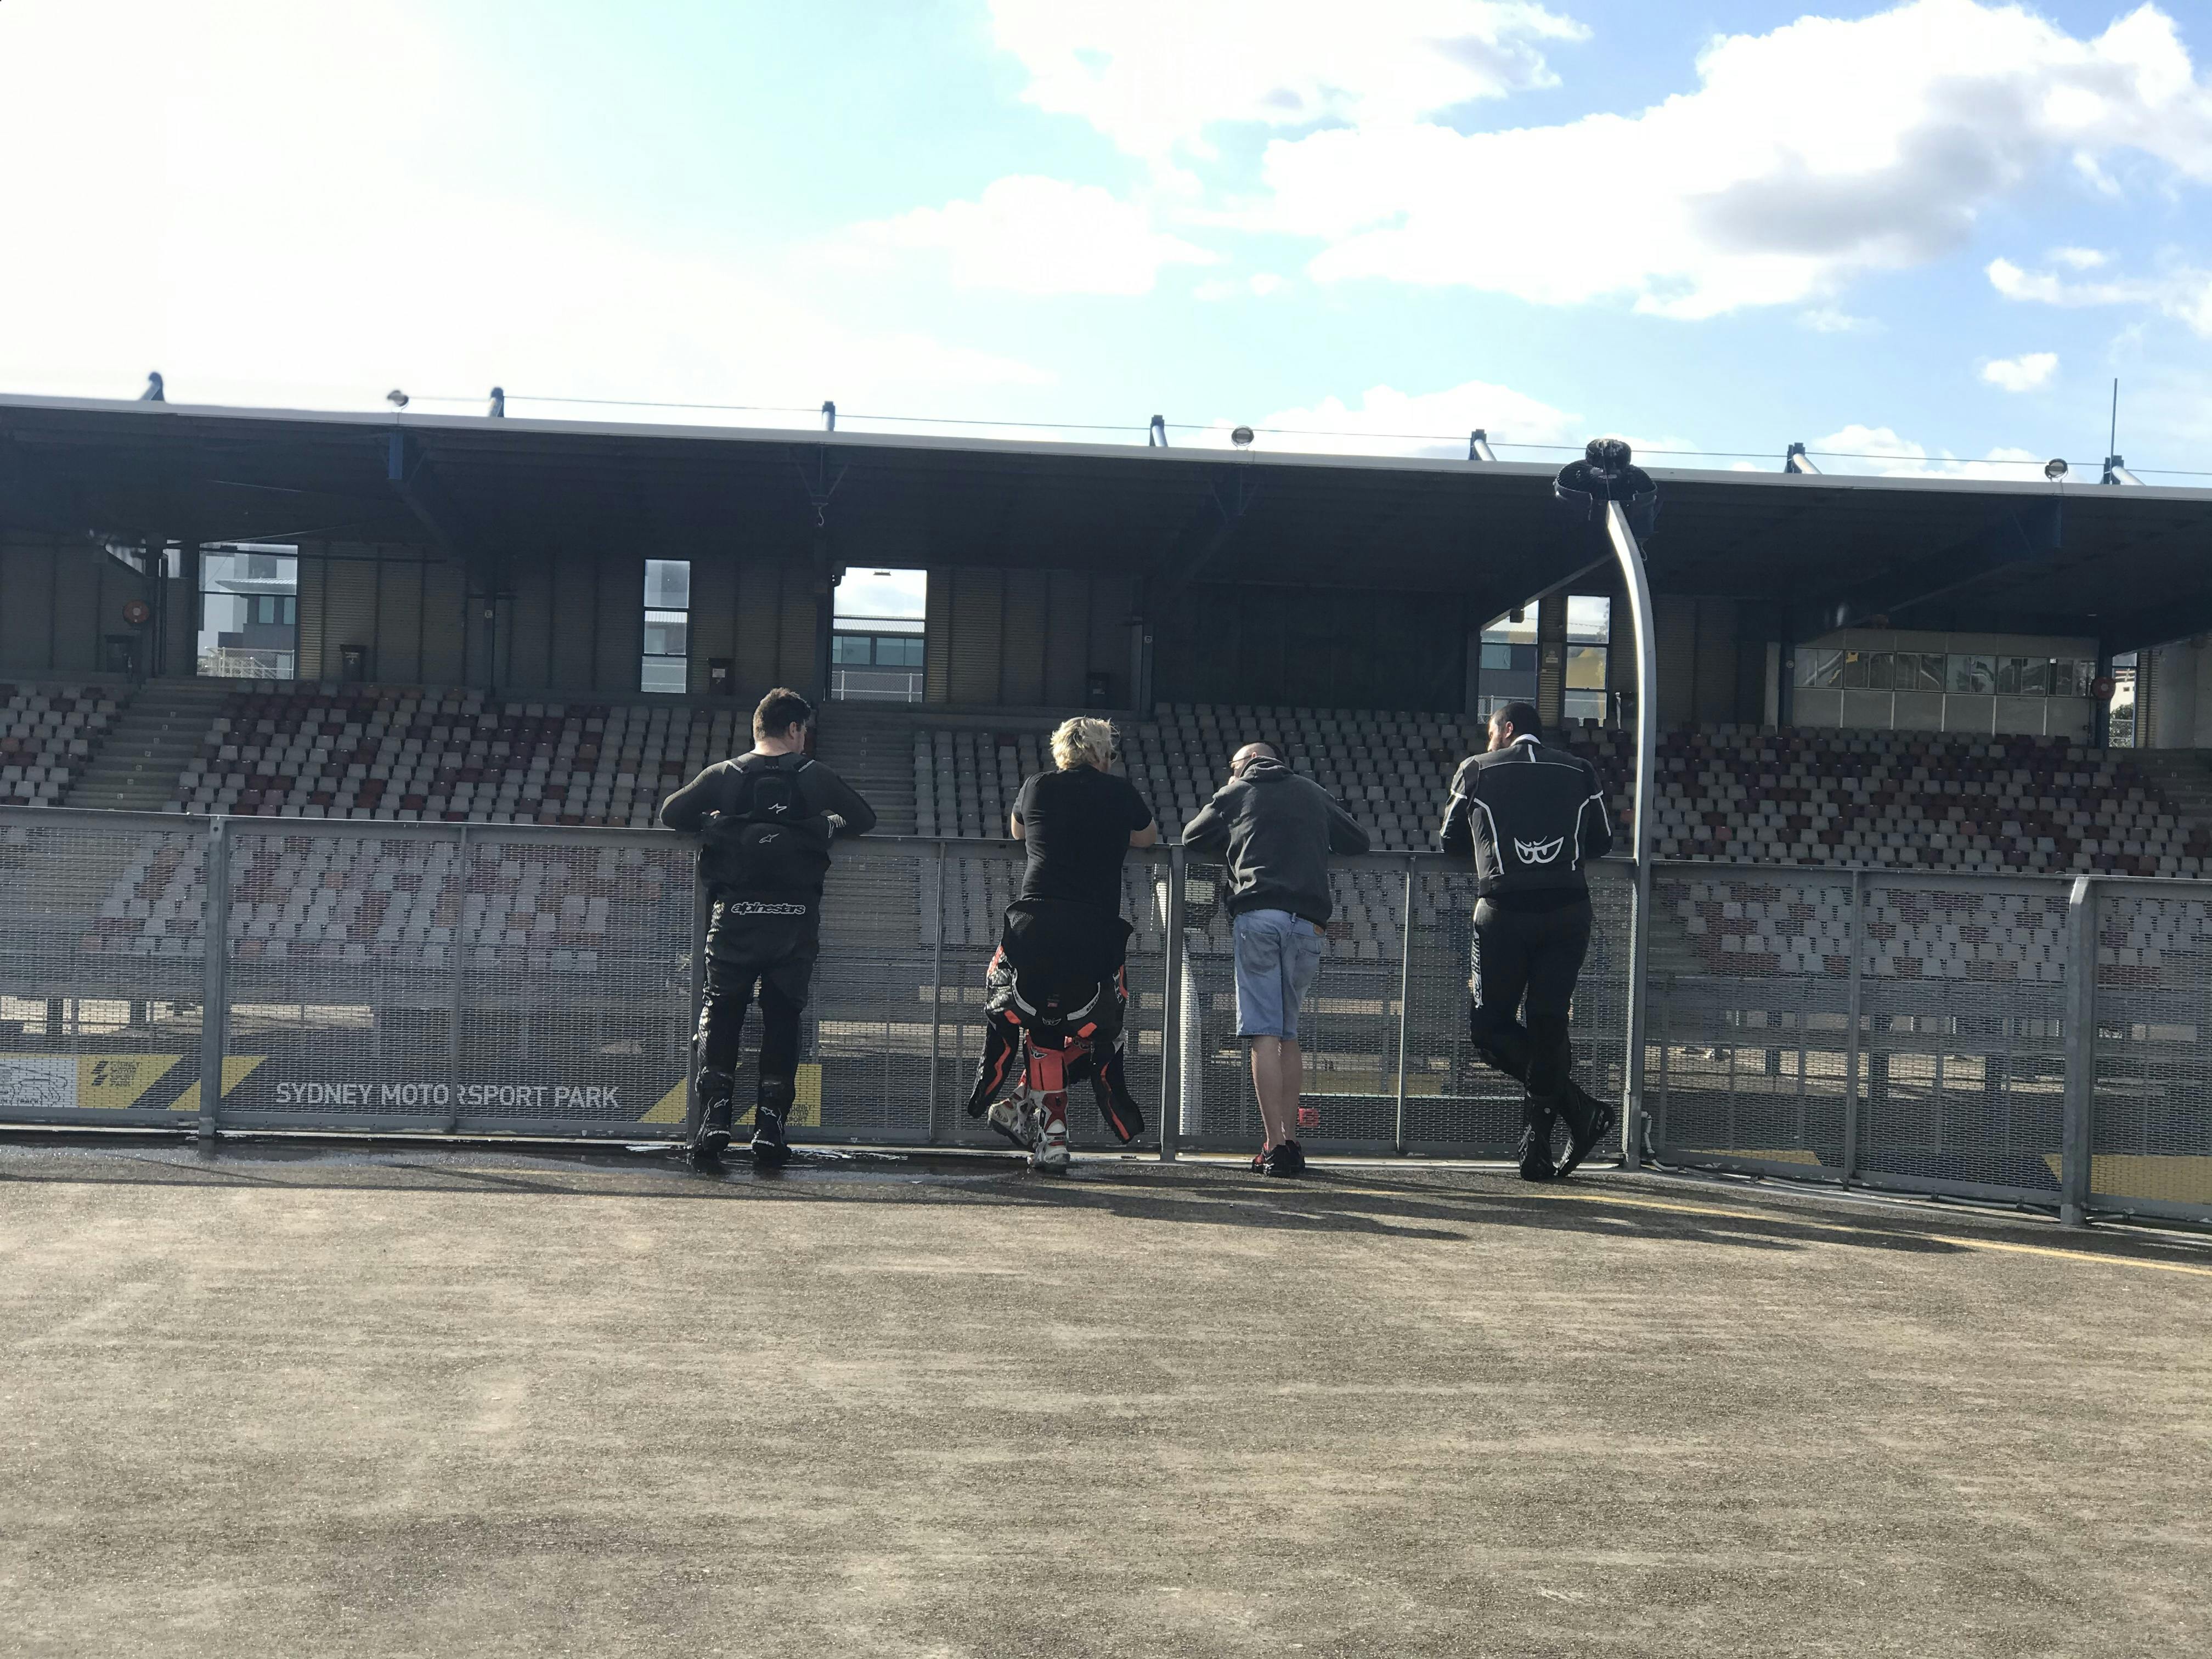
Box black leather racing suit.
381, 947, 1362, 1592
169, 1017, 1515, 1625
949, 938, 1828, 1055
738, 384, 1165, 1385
659, 752, 876, 1121
1438, 735, 1612, 1110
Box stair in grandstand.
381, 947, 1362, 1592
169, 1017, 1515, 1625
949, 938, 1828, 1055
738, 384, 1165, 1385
65, 679, 233, 812
2130, 752, 2212, 843
814, 702, 922, 834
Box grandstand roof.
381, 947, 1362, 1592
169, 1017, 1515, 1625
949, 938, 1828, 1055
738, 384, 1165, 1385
2, 393, 2207, 648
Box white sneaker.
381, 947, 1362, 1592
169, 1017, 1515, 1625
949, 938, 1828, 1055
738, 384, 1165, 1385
986, 1099, 1038, 1152
1030, 1105, 1071, 1173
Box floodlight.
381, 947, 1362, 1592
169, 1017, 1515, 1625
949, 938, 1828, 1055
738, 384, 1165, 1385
2044, 458, 2067, 481
386, 390, 409, 409
1231, 426, 1254, 448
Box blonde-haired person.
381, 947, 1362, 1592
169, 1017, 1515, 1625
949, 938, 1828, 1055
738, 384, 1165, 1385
1050, 715, 1117, 772
965, 715, 1157, 1169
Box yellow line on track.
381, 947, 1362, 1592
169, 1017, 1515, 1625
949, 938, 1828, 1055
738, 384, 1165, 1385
1555, 1188, 2212, 1279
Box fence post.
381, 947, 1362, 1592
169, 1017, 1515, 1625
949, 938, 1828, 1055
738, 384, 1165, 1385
1842, 867, 1864, 1182
198, 816, 229, 1143
1622, 856, 1652, 1170
684, 845, 709, 1144
1160, 843, 1184, 1162
926, 838, 946, 1145
2061, 874, 2096, 1227
1393, 855, 1414, 1155
445, 822, 468, 1133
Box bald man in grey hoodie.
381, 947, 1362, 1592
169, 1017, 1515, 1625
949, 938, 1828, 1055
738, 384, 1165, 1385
1182, 743, 1369, 1175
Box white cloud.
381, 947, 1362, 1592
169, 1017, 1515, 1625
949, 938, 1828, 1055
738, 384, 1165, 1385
1808, 425, 2052, 478
989, 0, 1587, 161
1170, 377, 1692, 462
1181, 377, 1584, 460
836, 569, 928, 622
1194, 272, 1288, 301
2050, 245, 2111, 269
0, 1, 1052, 415
849, 176, 1217, 296
1800, 307, 1880, 333
1988, 254, 2212, 336
1238, 1, 2212, 317
1982, 351, 2058, 391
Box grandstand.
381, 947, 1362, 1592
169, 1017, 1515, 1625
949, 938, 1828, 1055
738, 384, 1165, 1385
165, 684, 740, 827
2, 391, 2211, 1217
0, 682, 121, 805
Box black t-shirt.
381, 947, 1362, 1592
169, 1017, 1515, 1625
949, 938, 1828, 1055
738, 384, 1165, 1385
1013, 766, 1153, 912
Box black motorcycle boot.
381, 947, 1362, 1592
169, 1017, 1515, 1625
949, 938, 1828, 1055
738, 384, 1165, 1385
690, 1068, 736, 1167
1516, 1096, 1559, 1182
752, 1075, 794, 1167
1556, 1081, 1618, 1179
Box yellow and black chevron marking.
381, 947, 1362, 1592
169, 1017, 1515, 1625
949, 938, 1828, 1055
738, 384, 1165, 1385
642, 1063, 822, 1127
0, 1053, 265, 1114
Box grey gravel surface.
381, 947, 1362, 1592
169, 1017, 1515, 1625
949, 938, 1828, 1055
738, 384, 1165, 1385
2, 1138, 2208, 1657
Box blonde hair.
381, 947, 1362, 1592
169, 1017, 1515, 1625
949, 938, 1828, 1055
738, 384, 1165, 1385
1050, 716, 1117, 771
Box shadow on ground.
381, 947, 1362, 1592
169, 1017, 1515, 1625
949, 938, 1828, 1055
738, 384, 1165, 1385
2, 1131, 2193, 1269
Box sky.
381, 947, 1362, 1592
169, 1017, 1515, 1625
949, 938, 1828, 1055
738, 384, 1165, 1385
3, 0, 2210, 515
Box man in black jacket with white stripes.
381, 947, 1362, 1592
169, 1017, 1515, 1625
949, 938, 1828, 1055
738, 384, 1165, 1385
1438, 700, 1617, 1181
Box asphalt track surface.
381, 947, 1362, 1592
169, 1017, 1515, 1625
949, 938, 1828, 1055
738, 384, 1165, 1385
3, 1137, 2209, 1658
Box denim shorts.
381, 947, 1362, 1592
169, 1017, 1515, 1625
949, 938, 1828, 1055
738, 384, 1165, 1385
1233, 908, 1326, 1039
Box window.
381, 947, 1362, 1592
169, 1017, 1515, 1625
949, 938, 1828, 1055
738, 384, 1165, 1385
641, 559, 691, 693
2062, 658, 2097, 698
199, 545, 298, 680
1948, 654, 1994, 695
1477, 608, 1540, 720
1839, 650, 1869, 689
831, 568, 927, 701
1563, 596, 1610, 725
2109, 653, 2138, 746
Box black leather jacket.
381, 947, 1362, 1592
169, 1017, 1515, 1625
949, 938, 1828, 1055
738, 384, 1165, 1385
1438, 737, 1612, 900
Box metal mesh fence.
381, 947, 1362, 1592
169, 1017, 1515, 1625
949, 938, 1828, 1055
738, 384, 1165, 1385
218, 823, 695, 1135
0, 804, 2203, 1223
1855, 874, 2070, 1200
221, 823, 462, 1131
1391, 859, 1633, 1158
1645, 864, 1857, 1174
2090, 885, 2212, 1216
1177, 856, 1404, 1152
0, 811, 206, 1125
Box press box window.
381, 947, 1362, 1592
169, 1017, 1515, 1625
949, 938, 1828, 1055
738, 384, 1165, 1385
641, 560, 691, 693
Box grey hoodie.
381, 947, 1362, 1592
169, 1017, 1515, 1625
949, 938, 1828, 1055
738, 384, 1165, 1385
1180, 756, 1370, 925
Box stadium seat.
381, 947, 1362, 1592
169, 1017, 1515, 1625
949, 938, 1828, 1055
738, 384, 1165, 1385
0, 684, 123, 805
168, 685, 746, 829
83, 825, 663, 975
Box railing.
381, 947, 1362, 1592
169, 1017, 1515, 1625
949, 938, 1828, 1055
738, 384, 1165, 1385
196, 648, 294, 681
830, 667, 924, 703
0, 805, 2203, 1228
